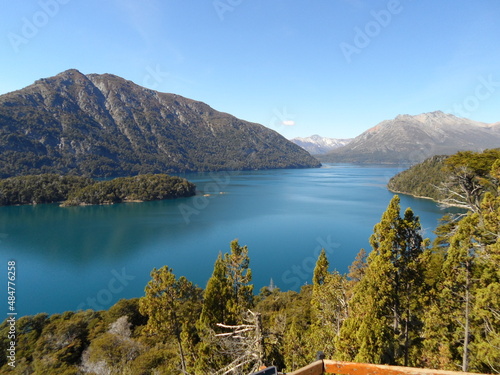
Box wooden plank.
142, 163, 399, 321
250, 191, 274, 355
287, 360, 324, 375
323, 361, 488, 375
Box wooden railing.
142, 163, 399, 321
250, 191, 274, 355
286, 360, 487, 375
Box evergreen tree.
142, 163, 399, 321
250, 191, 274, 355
470, 192, 500, 372
310, 271, 348, 358
422, 214, 479, 371
347, 248, 367, 284
225, 239, 253, 320
196, 240, 254, 373
309, 249, 348, 358
283, 318, 310, 372
422, 161, 500, 373
336, 196, 428, 365
199, 253, 233, 330
138, 266, 201, 373
312, 248, 329, 286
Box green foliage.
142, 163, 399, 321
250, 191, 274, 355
196, 239, 254, 373
225, 239, 254, 318
0, 173, 195, 206
198, 253, 233, 331
420, 160, 500, 373
0, 174, 93, 205
63, 174, 196, 206
310, 271, 349, 359
388, 155, 449, 200
199, 239, 253, 331
312, 248, 329, 286
4, 187, 500, 375
337, 196, 429, 366
422, 214, 479, 371
0, 70, 320, 178
104, 298, 147, 329
139, 266, 202, 373
388, 149, 500, 212
444, 149, 500, 178
254, 287, 312, 371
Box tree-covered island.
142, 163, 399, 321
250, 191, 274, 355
0, 173, 196, 206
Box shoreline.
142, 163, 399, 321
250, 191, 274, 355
387, 187, 465, 209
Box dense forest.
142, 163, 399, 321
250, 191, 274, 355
388, 149, 500, 206
1, 152, 499, 374
0, 174, 196, 206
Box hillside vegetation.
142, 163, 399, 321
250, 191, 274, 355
0, 69, 320, 177
0, 174, 195, 206
388, 149, 500, 208
387, 155, 449, 201
2, 153, 500, 373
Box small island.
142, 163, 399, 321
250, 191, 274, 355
0, 174, 196, 207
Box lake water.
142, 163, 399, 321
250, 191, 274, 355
0, 164, 460, 317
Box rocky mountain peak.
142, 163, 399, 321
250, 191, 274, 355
0, 70, 320, 177
319, 111, 500, 164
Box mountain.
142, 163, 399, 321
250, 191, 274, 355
0, 69, 320, 177
290, 135, 352, 154
319, 111, 500, 164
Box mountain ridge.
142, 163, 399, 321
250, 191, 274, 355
0, 69, 320, 177
319, 111, 500, 164
290, 134, 353, 154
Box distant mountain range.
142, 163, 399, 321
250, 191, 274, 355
0, 69, 320, 177
318, 111, 500, 164
290, 135, 353, 154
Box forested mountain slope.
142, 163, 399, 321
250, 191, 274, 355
388, 149, 500, 207
0, 69, 320, 177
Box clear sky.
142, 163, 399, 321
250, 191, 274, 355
1, 0, 499, 139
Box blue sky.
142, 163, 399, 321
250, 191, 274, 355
1, 0, 499, 138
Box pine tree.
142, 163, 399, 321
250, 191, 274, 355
309, 249, 348, 358
312, 248, 329, 286
310, 271, 348, 358
225, 239, 253, 320
422, 161, 500, 373
347, 248, 367, 285
139, 266, 201, 373
397, 208, 428, 366
336, 196, 428, 365
283, 318, 310, 372
196, 239, 254, 373
426, 214, 478, 371
199, 253, 233, 330
470, 191, 500, 372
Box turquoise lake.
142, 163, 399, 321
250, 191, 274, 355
0, 164, 461, 317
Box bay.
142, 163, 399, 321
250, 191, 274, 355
0, 164, 461, 317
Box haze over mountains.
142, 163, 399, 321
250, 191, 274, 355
0, 69, 320, 178
290, 135, 352, 155
318, 111, 500, 164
